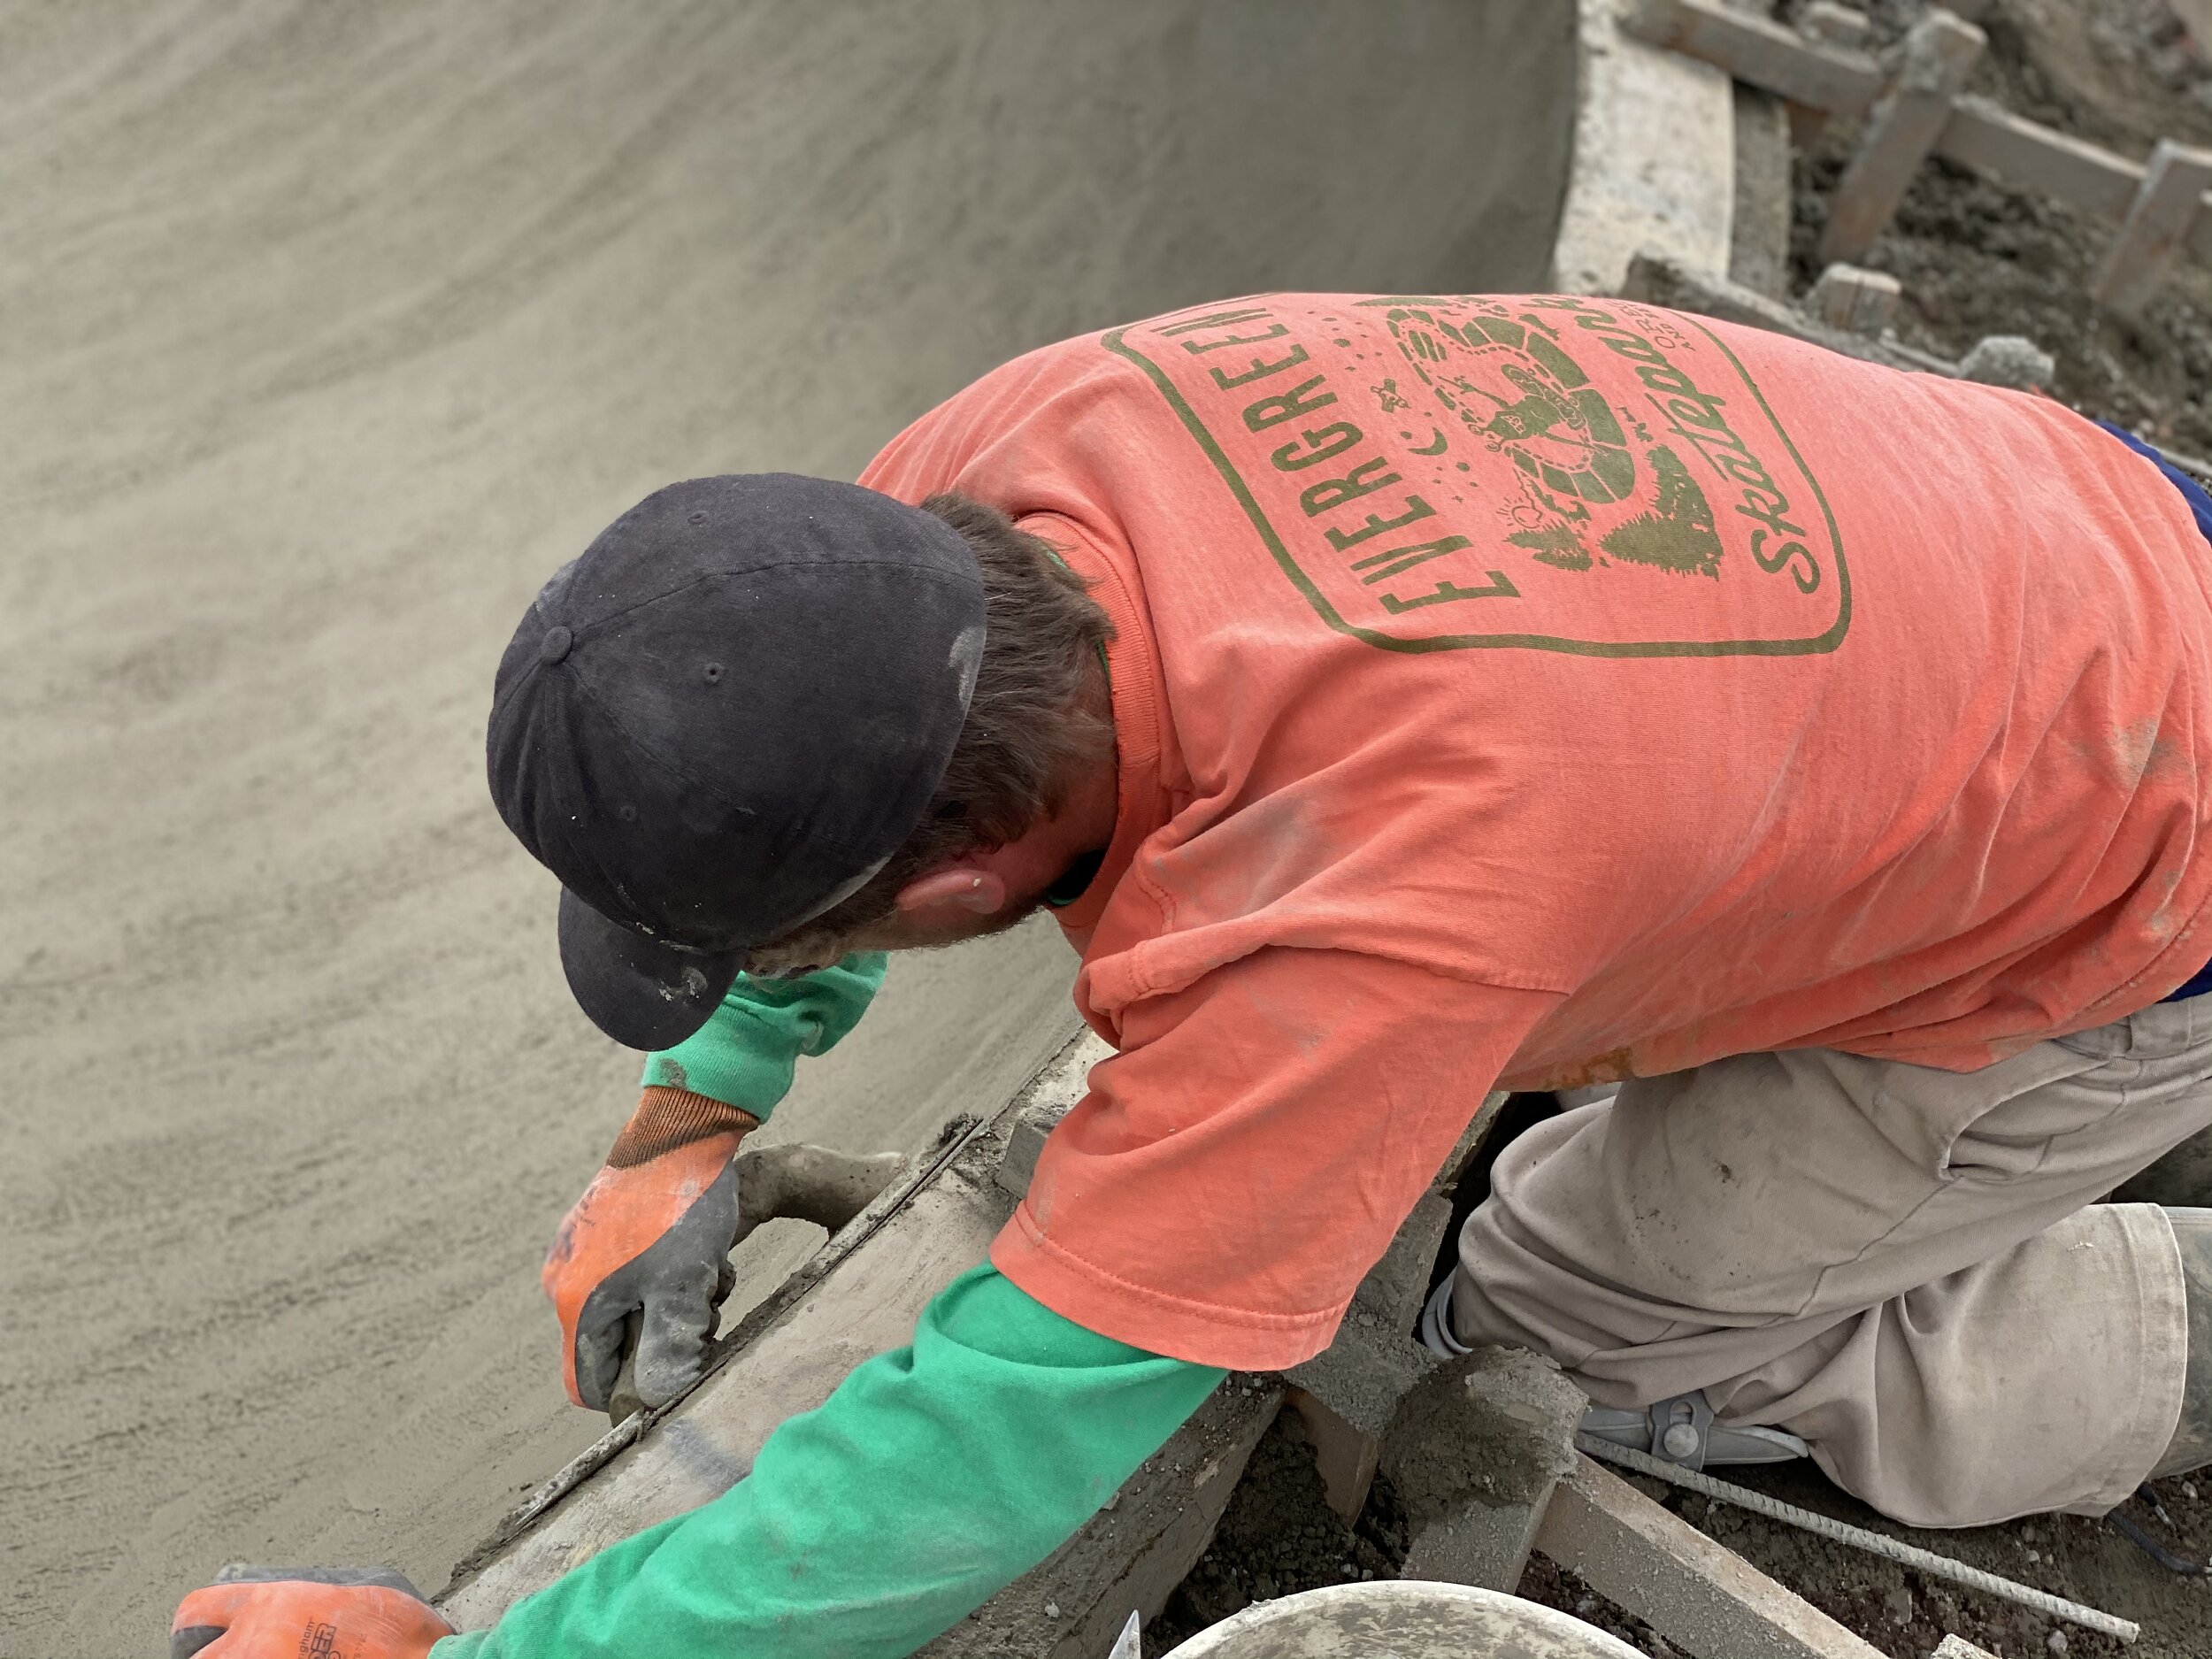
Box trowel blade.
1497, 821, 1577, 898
1108, 1608, 1141, 1659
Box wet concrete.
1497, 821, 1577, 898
0, 4, 1574, 1649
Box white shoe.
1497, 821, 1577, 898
1420, 1278, 1471, 1358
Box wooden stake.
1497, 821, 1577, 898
1820, 10, 1985, 265
1287, 1387, 1383, 1521
2091, 138, 2212, 318
1808, 263, 1901, 338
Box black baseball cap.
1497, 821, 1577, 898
487, 474, 986, 1050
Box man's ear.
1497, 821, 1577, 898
894, 863, 1008, 918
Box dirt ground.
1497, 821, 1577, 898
1149, 1413, 1414, 1649
1786, 0, 2212, 454
1157, 1363, 2212, 1658
1628, 1459, 2212, 1659
0, 4, 1572, 1652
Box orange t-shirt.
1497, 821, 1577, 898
858, 294, 2212, 1370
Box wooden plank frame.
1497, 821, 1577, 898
1624, 0, 1884, 115
1534, 1454, 1886, 1659
1938, 96, 2147, 223
1631, 0, 2212, 296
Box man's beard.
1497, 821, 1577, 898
746, 883, 1051, 979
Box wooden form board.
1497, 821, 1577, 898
1535, 1454, 1886, 1659
1626, 0, 1882, 116
1938, 96, 2146, 224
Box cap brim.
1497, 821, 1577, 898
557, 887, 746, 1050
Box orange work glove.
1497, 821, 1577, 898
171, 1566, 450, 1658
541, 1086, 760, 1412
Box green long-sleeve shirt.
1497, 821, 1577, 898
434, 1267, 1221, 1658
640, 954, 890, 1119
436, 964, 1220, 1658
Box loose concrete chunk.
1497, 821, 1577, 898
1809, 263, 1901, 336
1380, 1348, 1586, 1592
1821, 10, 1985, 265
1534, 1454, 1885, 1659
1282, 1108, 1494, 1436
1957, 334, 2055, 390
1931, 1637, 2000, 1659
1279, 1261, 1439, 1437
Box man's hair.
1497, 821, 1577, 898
792, 491, 1114, 941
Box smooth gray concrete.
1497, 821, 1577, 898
0, 4, 1574, 1649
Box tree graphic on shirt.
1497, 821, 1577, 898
1597, 445, 1723, 580
1508, 519, 1594, 572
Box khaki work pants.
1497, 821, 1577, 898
1448, 995, 2212, 1526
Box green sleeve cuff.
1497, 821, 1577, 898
442, 1267, 1223, 1659
639, 953, 887, 1119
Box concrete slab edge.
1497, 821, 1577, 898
1552, 0, 1737, 296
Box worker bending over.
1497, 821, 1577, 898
176, 293, 2212, 1657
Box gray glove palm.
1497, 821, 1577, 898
544, 1123, 902, 1418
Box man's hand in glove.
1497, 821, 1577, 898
541, 1086, 760, 1412
171, 1567, 450, 1659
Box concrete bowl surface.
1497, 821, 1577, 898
0, 4, 1574, 1650
1165, 1581, 1641, 1659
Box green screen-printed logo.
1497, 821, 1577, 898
1104, 296, 1849, 657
